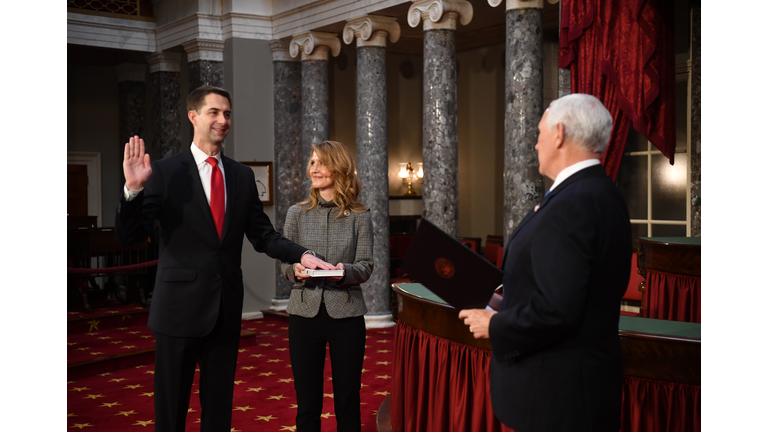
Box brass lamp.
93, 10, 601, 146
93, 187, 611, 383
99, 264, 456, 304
398, 162, 423, 196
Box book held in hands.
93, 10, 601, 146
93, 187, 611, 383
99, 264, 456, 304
302, 268, 345, 277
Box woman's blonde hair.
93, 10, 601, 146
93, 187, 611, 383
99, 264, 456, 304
298, 141, 369, 217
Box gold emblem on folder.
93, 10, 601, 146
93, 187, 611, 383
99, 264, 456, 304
434, 258, 455, 279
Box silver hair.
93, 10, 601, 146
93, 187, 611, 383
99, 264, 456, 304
546, 93, 613, 153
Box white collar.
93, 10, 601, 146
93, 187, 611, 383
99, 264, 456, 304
549, 159, 601, 193
190, 143, 222, 166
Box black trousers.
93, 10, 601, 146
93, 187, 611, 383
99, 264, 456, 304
153, 306, 240, 432
289, 302, 366, 432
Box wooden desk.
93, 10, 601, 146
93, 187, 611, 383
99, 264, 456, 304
637, 237, 701, 322
385, 283, 701, 432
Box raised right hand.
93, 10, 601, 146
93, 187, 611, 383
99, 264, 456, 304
123, 135, 152, 190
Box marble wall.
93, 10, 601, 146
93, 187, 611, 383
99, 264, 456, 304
690, 4, 701, 237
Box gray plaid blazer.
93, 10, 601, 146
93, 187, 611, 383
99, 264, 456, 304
281, 198, 373, 318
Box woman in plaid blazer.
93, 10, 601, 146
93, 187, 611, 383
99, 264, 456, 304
281, 141, 374, 432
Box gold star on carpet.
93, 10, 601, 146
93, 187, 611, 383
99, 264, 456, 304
233, 406, 254, 412
69, 423, 92, 429
140, 335, 153, 338
259, 343, 273, 347
365, 345, 369, 348
260, 331, 271, 335
363, 355, 368, 359
327, 377, 333, 381
128, 331, 141, 334
241, 366, 256, 370
100, 402, 120, 407
108, 378, 126, 383
115, 410, 137, 417
84, 394, 104, 400
98, 372, 111, 377
378, 349, 391, 353
196, 368, 200, 372
259, 372, 275, 377
279, 426, 296, 431
89, 351, 104, 355
277, 378, 293, 383
361, 368, 368, 373
188, 408, 197, 413
377, 339, 390, 343
135, 365, 146, 368
377, 361, 391, 365
109, 340, 123, 344
250, 354, 264, 358
122, 314, 131, 321
320, 412, 332, 419
267, 359, 283, 363
275, 347, 288, 351
68, 342, 77, 346
122, 345, 137, 349
360, 383, 368, 388
375, 375, 390, 380
374, 391, 390, 396
71, 387, 90, 392
98, 336, 111, 340
246, 387, 263, 393
124, 384, 143, 389
144, 370, 155, 375
116, 327, 128, 330
231, 428, 241, 432
87, 319, 100, 332
132, 420, 154, 426
268, 395, 287, 401
283, 338, 289, 341
381, 330, 390, 334
75, 347, 90, 351
234, 380, 246, 385
68, 381, 75, 384
140, 392, 154, 397
323, 393, 334, 398
290, 404, 298, 409
255, 415, 277, 422
281, 326, 288, 330
372, 410, 378, 416
194, 418, 201, 423
238, 349, 247, 353
107, 311, 119, 314
266, 323, 276, 327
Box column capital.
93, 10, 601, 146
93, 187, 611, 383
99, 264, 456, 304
269, 40, 299, 62
488, 0, 544, 10
289, 31, 341, 61
343, 15, 401, 48
146, 52, 181, 73
182, 38, 225, 62
114, 63, 147, 83
408, 0, 473, 30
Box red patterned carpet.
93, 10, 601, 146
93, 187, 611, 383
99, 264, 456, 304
67, 305, 395, 431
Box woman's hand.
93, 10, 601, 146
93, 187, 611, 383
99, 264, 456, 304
294, 263, 311, 280
328, 263, 345, 282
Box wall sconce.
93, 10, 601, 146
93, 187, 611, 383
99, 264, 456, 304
398, 162, 423, 196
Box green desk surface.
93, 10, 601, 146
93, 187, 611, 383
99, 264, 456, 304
639, 237, 701, 246
395, 283, 701, 341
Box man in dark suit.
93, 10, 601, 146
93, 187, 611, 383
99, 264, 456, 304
459, 94, 631, 432
116, 85, 334, 432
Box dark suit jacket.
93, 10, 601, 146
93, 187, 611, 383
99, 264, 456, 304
488, 164, 631, 432
115, 147, 307, 338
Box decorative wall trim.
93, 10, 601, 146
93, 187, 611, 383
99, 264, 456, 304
67, 11, 157, 52
154, 13, 224, 52
146, 52, 181, 73
221, 12, 273, 40
343, 15, 401, 47
269, 40, 298, 62
182, 38, 225, 62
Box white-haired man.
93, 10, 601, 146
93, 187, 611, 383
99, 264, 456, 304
460, 94, 632, 432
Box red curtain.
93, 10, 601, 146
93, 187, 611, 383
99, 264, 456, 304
645, 269, 702, 323
390, 321, 516, 432
622, 376, 701, 432
559, 0, 676, 180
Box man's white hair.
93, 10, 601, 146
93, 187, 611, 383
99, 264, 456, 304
546, 93, 613, 153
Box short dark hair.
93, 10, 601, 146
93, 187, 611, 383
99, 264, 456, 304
187, 86, 232, 113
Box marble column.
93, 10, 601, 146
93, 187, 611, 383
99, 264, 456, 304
690, 3, 701, 236
408, 0, 473, 239
183, 39, 225, 90
290, 32, 341, 183
556, 0, 571, 98
490, 0, 545, 242
343, 16, 401, 325
147, 52, 182, 159
115, 63, 147, 184
269, 40, 303, 311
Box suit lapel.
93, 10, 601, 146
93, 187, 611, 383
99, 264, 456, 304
182, 147, 220, 241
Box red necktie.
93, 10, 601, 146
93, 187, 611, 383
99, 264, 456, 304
206, 157, 225, 239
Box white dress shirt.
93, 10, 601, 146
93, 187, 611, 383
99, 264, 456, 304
123, 143, 227, 207
548, 159, 601, 194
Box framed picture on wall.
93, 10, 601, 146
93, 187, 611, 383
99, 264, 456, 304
241, 161, 274, 206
